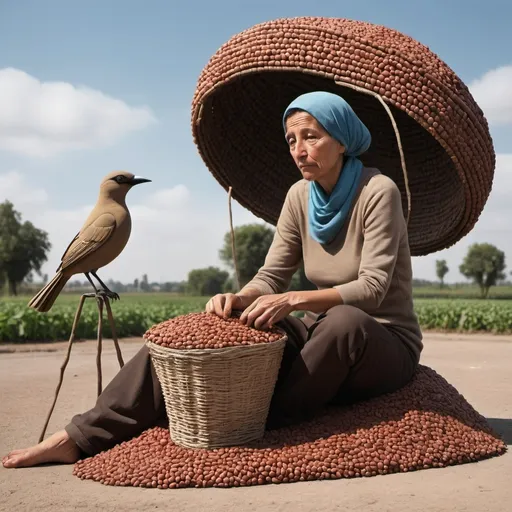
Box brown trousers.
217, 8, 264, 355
65, 305, 418, 456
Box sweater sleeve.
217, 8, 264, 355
240, 185, 303, 295
334, 179, 405, 310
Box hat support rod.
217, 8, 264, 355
227, 187, 241, 292
335, 80, 411, 226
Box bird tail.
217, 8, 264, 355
28, 271, 70, 313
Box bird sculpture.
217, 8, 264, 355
28, 171, 151, 312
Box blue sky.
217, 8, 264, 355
1, 0, 511, 284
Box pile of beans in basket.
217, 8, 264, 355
143, 312, 284, 349
73, 366, 506, 488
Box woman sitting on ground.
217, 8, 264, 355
3, 90, 422, 469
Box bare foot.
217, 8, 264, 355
2, 430, 81, 468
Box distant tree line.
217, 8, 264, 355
0, 201, 509, 299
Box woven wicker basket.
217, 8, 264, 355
191, 16, 495, 256
146, 334, 287, 449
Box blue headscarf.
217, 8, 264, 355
283, 91, 371, 245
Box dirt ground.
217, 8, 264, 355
1, 332, 511, 512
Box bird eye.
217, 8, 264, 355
115, 175, 125, 183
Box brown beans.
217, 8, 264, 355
143, 312, 284, 350
73, 366, 507, 488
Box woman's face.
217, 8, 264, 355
284, 111, 345, 183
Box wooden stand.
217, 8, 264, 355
38, 294, 124, 443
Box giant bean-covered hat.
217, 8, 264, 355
191, 17, 495, 255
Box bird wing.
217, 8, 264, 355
56, 233, 80, 272
59, 213, 117, 271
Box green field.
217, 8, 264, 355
0, 293, 208, 343
1, 292, 512, 342
413, 298, 512, 333
412, 285, 512, 300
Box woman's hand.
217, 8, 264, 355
205, 293, 243, 319
239, 292, 296, 330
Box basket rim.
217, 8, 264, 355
144, 333, 288, 356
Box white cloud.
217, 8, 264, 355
144, 185, 190, 210
469, 65, 512, 125
412, 153, 512, 282
115, 190, 262, 283
0, 171, 48, 206
0, 68, 157, 158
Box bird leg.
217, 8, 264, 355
91, 270, 120, 301
85, 271, 120, 301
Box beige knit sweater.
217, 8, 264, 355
241, 166, 423, 360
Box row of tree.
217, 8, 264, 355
0, 200, 509, 298
187, 227, 510, 299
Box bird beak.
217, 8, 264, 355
131, 176, 152, 185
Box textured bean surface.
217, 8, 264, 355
73, 365, 507, 488
143, 312, 284, 349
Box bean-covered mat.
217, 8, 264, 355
73, 365, 506, 488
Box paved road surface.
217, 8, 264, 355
1, 332, 511, 512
